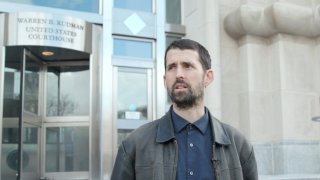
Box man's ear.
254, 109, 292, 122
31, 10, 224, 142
163, 75, 167, 88
204, 69, 214, 87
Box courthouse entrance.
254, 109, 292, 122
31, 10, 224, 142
0, 12, 101, 180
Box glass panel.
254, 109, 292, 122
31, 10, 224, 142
166, 35, 181, 48
113, 38, 153, 59
118, 68, 148, 120
46, 66, 89, 116
24, 56, 40, 115
45, 127, 89, 172
114, 0, 152, 12
0, 0, 99, 13
3, 68, 21, 117
22, 126, 39, 178
1, 127, 19, 180
1, 47, 22, 180
166, 0, 181, 24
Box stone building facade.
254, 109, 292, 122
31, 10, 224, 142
0, 0, 319, 179
191, 0, 320, 179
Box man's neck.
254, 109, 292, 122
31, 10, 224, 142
172, 103, 205, 123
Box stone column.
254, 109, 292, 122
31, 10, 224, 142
224, 2, 320, 178
314, 38, 320, 120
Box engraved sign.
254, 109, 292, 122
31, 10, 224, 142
6, 12, 92, 53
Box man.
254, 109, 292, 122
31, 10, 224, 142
111, 39, 258, 180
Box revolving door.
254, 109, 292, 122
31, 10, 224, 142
1, 46, 93, 180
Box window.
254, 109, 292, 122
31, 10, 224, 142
166, 0, 181, 24
46, 65, 90, 116
3, 68, 21, 118
115, 67, 152, 145
46, 126, 89, 172
114, 0, 152, 12
0, 0, 99, 13
113, 38, 153, 59
117, 68, 148, 121
24, 56, 40, 115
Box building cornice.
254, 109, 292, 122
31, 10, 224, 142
224, 2, 320, 40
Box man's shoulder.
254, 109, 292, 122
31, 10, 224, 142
124, 117, 164, 142
211, 115, 242, 135
210, 115, 250, 145
133, 119, 160, 134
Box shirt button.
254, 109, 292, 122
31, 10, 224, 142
189, 171, 194, 176
189, 143, 194, 147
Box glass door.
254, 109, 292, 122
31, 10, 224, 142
20, 49, 42, 180
114, 67, 153, 145
1, 48, 43, 180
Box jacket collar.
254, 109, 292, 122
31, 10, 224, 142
156, 110, 176, 143
209, 111, 231, 145
156, 106, 231, 145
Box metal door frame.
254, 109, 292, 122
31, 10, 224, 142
20, 48, 93, 180
19, 49, 44, 179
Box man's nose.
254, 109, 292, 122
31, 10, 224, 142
175, 66, 185, 80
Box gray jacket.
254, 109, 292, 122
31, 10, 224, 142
111, 108, 258, 180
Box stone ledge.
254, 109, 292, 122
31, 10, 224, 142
260, 174, 320, 180
254, 141, 320, 175
224, 2, 320, 39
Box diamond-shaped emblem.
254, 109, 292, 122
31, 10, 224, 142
124, 13, 146, 35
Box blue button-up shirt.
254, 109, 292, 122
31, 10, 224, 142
172, 109, 215, 180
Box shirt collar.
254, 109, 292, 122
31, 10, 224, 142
156, 106, 231, 145
172, 108, 210, 135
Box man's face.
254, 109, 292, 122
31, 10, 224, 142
164, 49, 213, 109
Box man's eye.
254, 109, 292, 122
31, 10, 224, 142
184, 64, 192, 69
167, 65, 176, 70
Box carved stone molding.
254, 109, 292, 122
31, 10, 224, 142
224, 2, 320, 39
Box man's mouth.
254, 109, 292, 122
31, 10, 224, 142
174, 83, 188, 90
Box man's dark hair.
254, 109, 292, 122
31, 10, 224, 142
164, 39, 212, 71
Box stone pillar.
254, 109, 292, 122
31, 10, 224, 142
314, 39, 320, 120
224, 2, 320, 178
270, 35, 320, 175
237, 36, 283, 142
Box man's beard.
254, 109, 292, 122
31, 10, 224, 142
167, 79, 204, 110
